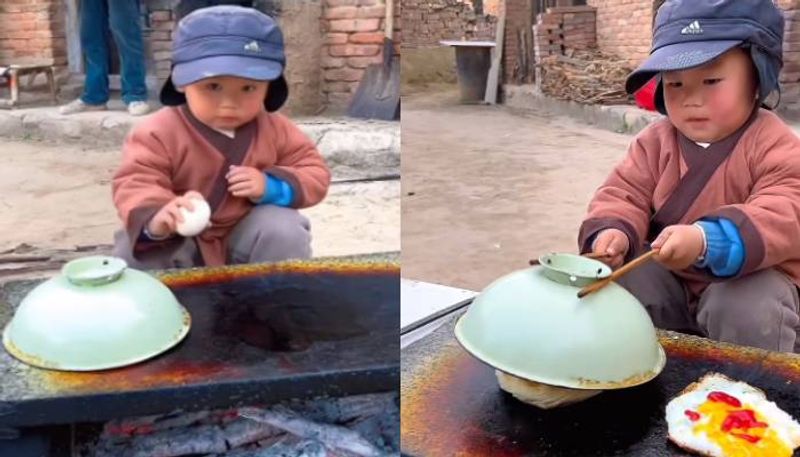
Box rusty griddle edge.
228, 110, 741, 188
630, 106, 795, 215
1, 367, 399, 428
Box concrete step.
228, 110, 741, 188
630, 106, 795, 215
0, 105, 400, 181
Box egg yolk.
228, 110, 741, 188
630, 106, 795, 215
686, 391, 792, 457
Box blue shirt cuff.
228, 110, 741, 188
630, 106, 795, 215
695, 218, 745, 277
259, 173, 294, 207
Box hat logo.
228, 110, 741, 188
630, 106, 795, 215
244, 40, 261, 52
681, 20, 703, 35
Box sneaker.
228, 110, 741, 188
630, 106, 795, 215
59, 99, 107, 115
127, 101, 151, 116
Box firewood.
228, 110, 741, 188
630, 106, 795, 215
539, 48, 635, 105
222, 418, 281, 449
239, 406, 386, 457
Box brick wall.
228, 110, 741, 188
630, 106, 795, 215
0, 1, 67, 69
533, 5, 596, 59
145, 0, 397, 112
586, 0, 652, 66
504, 0, 534, 84
401, 0, 496, 49
780, 1, 800, 111
147, 10, 175, 82
320, 0, 399, 110
1, 1, 401, 114
532, 5, 597, 88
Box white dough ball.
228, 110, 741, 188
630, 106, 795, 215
176, 197, 211, 237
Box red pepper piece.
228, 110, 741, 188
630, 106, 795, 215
685, 410, 701, 421
731, 432, 761, 444
708, 391, 742, 407
722, 410, 769, 432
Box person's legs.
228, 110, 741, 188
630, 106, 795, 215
108, 0, 148, 106
615, 260, 698, 333
227, 205, 312, 264
112, 229, 202, 270
697, 269, 800, 352
79, 0, 111, 105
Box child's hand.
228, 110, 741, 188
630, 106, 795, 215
226, 165, 266, 200
652, 224, 705, 270
593, 228, 629, 269
146, 190, 203, 238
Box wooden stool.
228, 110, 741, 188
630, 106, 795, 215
0, 64, 58, 108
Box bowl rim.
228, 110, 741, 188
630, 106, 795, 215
453, 313, 667, 390
2, 306, 192, 372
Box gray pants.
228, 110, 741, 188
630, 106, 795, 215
112, 205, 312, 270
616, 262, 800, 353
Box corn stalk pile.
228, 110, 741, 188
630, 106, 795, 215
539, 49, 635, 105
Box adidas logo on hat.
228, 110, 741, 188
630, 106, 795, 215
681, 20, 703, 35
244, 40, 261, 52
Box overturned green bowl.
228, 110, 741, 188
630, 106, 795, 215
2, 256, 191, 371
455, 253, 666, 392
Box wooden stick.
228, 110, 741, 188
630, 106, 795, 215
484, 0, 505, 104
577, 250, 658, 299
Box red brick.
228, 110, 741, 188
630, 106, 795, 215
324, 6, 358, 19
149, 10, 172, 22
346, 55, 383, 68
326, 0, 378, 6
328, 18, 381, 32
153, 50, 172, 61
326, 0, 360, 6
3, 20, 37, 32
358, 6, 386, 18
780, 71, 800, 83
322, 55, 346, 68
349, 32, 385, 44
148, 31, 171, 40
782, 60, 800, 73
329, 43, 381, 56
786, 41, 800, 53
325, 33, 349, 44
152, 20, 175, 31
148, 40, 172, 52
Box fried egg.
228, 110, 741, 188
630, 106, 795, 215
666, 373, 800, 457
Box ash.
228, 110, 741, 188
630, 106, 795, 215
78, 392, 399, 457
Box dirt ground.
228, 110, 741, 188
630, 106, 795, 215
401, 85, 634, 291
0, 140, 399, 261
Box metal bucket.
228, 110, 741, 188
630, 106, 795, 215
441, 41, 495, 103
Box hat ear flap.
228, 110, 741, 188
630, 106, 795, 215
750, 45, 781, 110
654, 76, 668, 116
264, 75, 288, 112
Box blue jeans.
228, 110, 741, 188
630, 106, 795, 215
80, 0, 147, 105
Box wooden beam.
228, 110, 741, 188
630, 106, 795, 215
484, 0, 506, 104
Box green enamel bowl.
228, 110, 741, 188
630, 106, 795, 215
455, 253, 666, 390
2, 256, 191, 371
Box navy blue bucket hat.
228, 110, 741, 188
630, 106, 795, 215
160, 5, 289, 112
626, 0, 784, 114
